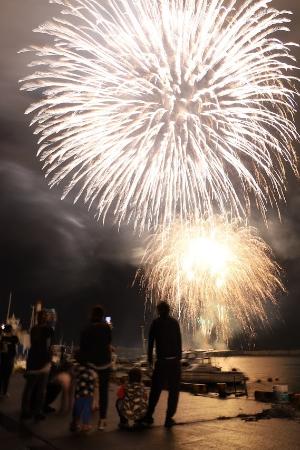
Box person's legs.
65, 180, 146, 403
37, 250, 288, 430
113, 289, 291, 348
0, 358, 4, 395
92, 375, 99, 411
146, 361, 164, 420
98, 368, 110, 420
32, 372, 49, 418
0, 356, 6, 395
0, 356, 13, 395
21, 374, 38, 418
70, 397, 83, 431
2, 357, 14, 395
116, 398, 128, 425
81, 396, 93, 426
44, 382, 61, 412
55, 372, 72, 413
165, 360, 181, 424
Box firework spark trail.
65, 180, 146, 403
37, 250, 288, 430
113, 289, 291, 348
137, 219, 284, 340
197, 316, 214, 339
20, 0, 298, 232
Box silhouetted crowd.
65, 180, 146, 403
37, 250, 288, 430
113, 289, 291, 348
0, 302, 182, 431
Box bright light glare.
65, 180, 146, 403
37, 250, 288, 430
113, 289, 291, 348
180, 237, 231, 286
137, 219, 284, 340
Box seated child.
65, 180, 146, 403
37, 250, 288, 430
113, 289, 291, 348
116, 368, 148, 429
69, 354, 96, 432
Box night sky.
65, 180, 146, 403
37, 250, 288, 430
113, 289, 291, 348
1, 0, 300, 349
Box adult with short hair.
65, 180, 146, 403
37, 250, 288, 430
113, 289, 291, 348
80, 305, 112, 430
144, 301, 182, 428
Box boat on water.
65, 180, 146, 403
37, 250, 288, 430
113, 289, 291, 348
181, 352, 245, 384
117, 350, 246, 386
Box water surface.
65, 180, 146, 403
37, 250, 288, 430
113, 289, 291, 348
212, 356, 300, 394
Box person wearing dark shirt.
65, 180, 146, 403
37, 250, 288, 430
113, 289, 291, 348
21, 310, 54, 420
80, 305, 112, 430
0, 324, 19, 396
144, 301, 182, 428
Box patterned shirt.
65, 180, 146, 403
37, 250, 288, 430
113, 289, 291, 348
118, 382, 148, 421
74, 364, 96, 398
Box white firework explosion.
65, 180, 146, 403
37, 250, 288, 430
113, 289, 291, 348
20, 0, 299, 232
136, 218, 284, 340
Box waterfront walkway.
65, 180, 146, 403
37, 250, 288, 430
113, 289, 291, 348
1, 374, 300, 449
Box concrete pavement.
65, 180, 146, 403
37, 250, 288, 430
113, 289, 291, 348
0, 374, 299, 449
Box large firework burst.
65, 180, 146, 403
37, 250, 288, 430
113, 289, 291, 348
137, 219, 284, 340
20, 0, 298, 232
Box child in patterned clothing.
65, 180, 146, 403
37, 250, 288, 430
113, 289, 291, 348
70, 355, 96, 432
116, 368, 148, 429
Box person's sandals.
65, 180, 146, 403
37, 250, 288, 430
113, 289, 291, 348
97, 419, 107, 431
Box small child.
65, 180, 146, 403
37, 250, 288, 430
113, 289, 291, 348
70, 355, 96, 433
116, 368, 148, 429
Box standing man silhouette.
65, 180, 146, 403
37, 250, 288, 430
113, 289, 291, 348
144, 301, 182, 428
